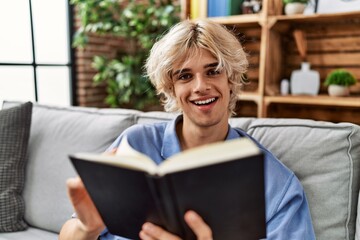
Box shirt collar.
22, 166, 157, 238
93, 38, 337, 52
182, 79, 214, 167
161, 115, 241, 159
226, 126, 242, 140
161, 115, 183, 159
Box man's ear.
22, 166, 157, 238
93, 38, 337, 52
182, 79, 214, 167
228, 80, 233, 94
170, 86, 176, 97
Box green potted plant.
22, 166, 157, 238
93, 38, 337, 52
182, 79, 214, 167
283, 0, 308, 15
70, 0, 180, 109
324, 69, 357, 96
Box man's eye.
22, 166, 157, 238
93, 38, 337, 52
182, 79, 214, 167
178, 73, 192, 80
208, 69, 221, 76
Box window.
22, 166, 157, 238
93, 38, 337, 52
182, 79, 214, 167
0, 0, 74, 106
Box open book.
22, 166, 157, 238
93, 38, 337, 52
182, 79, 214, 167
69, 137, 266, 240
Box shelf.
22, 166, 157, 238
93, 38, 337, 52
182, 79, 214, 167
207, 14, 262, 27
273, 11, 360, 23
238, 92, 262, 103
206, 10, 360, 28
269, 11, 360, 30
264, 95, 360, 107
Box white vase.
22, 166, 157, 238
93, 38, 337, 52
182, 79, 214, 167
290, 62, 320, 95
328, 85, 350, 97
284, 3, 306, 15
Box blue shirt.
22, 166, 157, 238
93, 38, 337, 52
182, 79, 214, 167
100, 115, 315, 240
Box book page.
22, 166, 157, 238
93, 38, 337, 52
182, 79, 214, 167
158, 138, 260, 176
72, 137, 158, 174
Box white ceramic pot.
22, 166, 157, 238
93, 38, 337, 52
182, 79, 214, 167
290, 62, 320, 96
328, 85, 350, 97
284, 3, 306, 15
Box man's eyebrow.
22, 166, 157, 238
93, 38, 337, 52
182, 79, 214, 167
204, 62, 219, 68
172, 68, 190, 77
172, 62, 220, 77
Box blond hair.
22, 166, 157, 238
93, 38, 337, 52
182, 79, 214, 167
145, 19, 248, 115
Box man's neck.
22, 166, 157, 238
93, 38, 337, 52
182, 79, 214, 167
176, 119, 229, 151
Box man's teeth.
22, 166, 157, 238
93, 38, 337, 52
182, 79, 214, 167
194, 98, 216, 105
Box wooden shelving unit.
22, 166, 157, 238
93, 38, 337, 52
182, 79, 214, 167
265, 95, 360, 107
181, 0, 360, 124
205, 14, 263, 26
271, 10, 360, 24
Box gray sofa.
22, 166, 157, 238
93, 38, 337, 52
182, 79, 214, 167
0, 100, 359, 240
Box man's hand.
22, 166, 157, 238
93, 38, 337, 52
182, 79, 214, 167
60, 149, 118, 239
66, 177, 105, 236
139, 210, 212, 240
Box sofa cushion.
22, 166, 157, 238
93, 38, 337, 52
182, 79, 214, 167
137, 111, 176, 124
231, 118, 360, 240
2, 101, 138, 233
0, 227, 57, 240
0, 102, 32, 232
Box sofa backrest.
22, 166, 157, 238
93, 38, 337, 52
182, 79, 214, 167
2, 101, 360, 239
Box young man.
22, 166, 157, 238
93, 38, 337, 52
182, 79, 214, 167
59, 19, 315, 240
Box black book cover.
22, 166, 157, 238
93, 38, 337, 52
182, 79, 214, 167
69, 138, 266, 239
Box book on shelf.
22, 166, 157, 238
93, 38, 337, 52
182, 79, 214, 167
228, 0, 243, 16
69, 136, 266, 240
190, 0, 207, 19
207, 0, 227, 17
207, 0, 243, 17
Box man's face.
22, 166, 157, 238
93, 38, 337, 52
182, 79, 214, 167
171, 49, 231, 129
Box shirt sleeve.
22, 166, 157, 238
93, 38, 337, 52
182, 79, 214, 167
99, 228, 130, 240
266, 174, 315, 240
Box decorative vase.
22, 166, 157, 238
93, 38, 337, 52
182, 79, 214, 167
290, 62, 320, 95
284, 3, 306, 15
328, 85, 350, 97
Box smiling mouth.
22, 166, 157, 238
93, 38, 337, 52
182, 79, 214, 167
192, 97, 217, 106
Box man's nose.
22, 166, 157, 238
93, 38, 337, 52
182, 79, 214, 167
193, 74, 210, 93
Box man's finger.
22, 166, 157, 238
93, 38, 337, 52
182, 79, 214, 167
184, 211, 212, 240
66, 177, 86, 204
103, 148, 117, 155
141, 222, 181, 240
